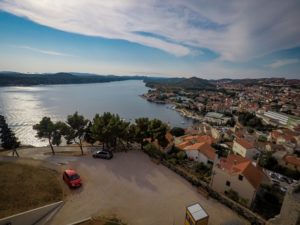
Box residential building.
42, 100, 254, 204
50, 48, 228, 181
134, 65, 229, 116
175, 134, 217, 165
211, 154, 269, 207
184, 143, 217, 165
279, 154, 300, 172
232, 138, 259, 160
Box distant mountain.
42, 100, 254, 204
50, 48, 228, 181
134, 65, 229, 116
0, 72, 146, 86
144, 76, 216, 90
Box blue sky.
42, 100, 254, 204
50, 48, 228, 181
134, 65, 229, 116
0, 0, 300, 79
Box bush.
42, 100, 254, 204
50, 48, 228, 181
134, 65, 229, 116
194, 162, 212, 177
170, 127, 185, 137
225, 189, 239, 202
258, 135, 267, 142
168, 158, 178, 165
144, 143, 164, 159
176, 151, 186, 160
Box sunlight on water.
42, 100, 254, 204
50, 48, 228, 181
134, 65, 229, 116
0, 81, 194, 146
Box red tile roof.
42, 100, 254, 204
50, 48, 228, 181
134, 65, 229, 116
217, 154, 265, 189
184, 142, 206, 150
283, 155, 300, 167
198, 143, 216, 160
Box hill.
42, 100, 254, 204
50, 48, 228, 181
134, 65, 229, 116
144, 76, 216, 90
0, 72, 145, 86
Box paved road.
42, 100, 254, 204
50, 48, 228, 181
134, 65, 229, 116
1, 148, 249, 225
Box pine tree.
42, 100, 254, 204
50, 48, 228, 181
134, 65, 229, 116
0, 115, 20, 157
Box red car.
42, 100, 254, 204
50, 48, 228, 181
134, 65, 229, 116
63, 169, 82, 188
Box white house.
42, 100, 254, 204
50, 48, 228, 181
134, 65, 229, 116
232, 138, 259, 160
184, 142, 217, 165
211, 154, 269, 207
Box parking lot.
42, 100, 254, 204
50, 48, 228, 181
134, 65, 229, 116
48, 150, 248, 225
1, 147, 249, 225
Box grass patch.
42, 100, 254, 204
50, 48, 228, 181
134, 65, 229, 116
0, 162, 63, 218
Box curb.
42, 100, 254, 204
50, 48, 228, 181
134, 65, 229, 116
66, 217, 92, 225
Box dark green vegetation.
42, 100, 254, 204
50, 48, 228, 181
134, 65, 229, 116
225, 189, 248, 207
63, 112, 89, 155
238, 112, 274, 131
0, 72, 146, 86
144, 76, 216, 90
33, 112, 169, 154
33, 117, 66, 155
0, 115, 20, 156
212, 143, 230, 158
0, 162, 63, 218
253, 184, 284, 219
170, 127, 185, 137
259, 152, 300, 180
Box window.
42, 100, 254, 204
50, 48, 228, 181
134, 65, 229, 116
226, 181, 231, 187
238, 175, 243, 181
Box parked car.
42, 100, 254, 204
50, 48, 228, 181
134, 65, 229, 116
92, 150, 113, 159
63, 169, 82, 188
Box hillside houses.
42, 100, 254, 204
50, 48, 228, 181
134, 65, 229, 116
175, 135, 217, 165
279, 154, 300, 172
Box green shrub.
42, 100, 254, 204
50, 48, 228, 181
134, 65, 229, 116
170, 127, 185, 137
168, 158, 178, 165
144, 143, 163, 159
176, 151, 186, 160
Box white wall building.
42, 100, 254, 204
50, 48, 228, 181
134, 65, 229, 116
232, 138, 259, 160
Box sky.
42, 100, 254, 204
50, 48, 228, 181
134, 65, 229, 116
0, 0, 300, 79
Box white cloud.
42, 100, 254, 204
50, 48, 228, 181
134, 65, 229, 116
14, 45, 74, 57
0, 0, 300, 61
266, 59, 299, 69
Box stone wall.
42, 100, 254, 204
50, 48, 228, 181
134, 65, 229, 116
0, 201, 63, 225
267, 182, 300, 225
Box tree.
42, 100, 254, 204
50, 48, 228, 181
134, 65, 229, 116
122, 123, 136, 148
84, 121, 96, 145
33, 117, 63, 155
90, 112, 130, 150
226, 118, 236, 127
134, 118, 150, 150
63, 112, 89, 155
170, 127, 185, 137
0, 115, 20, 157
148, 119, 169, 148
90, 114, 106, 150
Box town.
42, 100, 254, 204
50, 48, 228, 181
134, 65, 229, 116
142, 77, 300, 224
